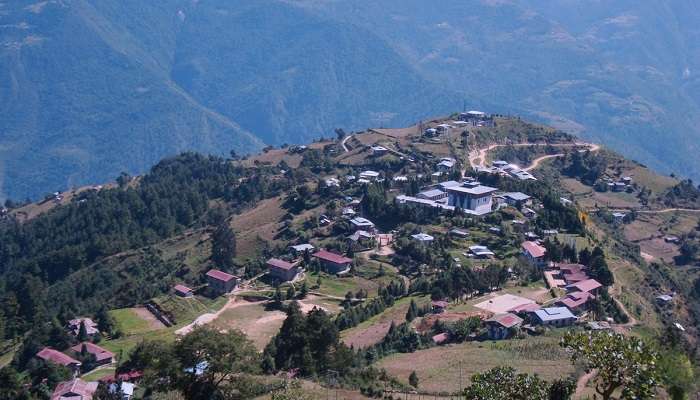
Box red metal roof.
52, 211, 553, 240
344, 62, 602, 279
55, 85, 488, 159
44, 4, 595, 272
570, 278, 602, 293
71, 342, 115, 362
432, 332, 450, 344
558, 291, 593, 309
521, 241, 546, 258
37, 347, 80, 367
510, 303, 541, 313
51, 378, 97, 400
266, 258, 297, 271
431, 300, 449, 309
486, 313, 523, 328
174, 284, 193, 294
312, 250, 352, 265
206, 269, 236, 282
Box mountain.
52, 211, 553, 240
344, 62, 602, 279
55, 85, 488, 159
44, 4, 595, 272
2, 0, 699, 200
289, 0, 700, 182
0, 0, 460, 201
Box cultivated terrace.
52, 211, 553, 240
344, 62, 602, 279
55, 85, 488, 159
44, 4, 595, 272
0, 112, 699, 399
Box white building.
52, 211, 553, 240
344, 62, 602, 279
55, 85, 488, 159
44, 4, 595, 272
411, 233, 435, 244
359, 170, 380, 181
350, 217, 375, 232
446, 182, 498, 215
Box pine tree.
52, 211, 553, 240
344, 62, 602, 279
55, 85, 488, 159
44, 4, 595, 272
409, 371, 419, 388
78, 320, 88, 342
299, 281, 308, 299
211, 219, 237, 270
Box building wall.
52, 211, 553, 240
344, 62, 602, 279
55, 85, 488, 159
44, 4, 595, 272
322, 260, 350, 274
448, 193, 492, 214
269, 267, 299, 282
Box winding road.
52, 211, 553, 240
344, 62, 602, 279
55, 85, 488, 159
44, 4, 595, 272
468, 142, 600, 171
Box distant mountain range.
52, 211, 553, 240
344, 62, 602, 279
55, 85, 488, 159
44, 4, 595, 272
1, 0, 699, 200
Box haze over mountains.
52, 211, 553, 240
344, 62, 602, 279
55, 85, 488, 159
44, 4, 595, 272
1, 0, 699, 200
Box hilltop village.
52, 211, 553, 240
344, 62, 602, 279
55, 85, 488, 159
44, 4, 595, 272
1, 112, 699, 399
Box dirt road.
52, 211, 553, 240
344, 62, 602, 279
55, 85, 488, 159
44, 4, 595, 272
468, 142, 600, 171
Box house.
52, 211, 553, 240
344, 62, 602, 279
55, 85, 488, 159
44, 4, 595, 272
393, 176, 408, 184
492, 160, 509, 168
371, 145, 389, 156
612, 182, 627, 192
313, 250, 353, 274
612, 212, 627, 224
324, 178, 340, 188
542, 229, 559, 237
108, 382, 136, 400
567, 278, 602, 296
431, 300, 449, 313
432, 332, 450, 345
656, 294, 674, 304
290, 243, 315, 256
560, 197, 573, 206
70, 342, 115, 366
348, 230, 376, 250
436, 124, 451, 134
446, 182, 498, 215
469, 245, 495, 259
449, 228, 470, 238
533, 307, 577, 327
417, 188, 448, 201
438, 180, 462, 191
424, 127, 438, 136
437, 157, 456, 171
350, 217, 375, 232
512, 171, 536, 181
556, 291, 594, 314
359, 170, 380, 181
205, 269, 238, 295
502, 192, 532, 207
521, 241, 547, 267
523, 207, 537, 218
36, 347, 81, 375
173, 284, 193, 298
266, 258, 302, 282
664, 235, 680, 244
51, 378, 98, 400
485, 313, 523, 340
412, 233, 435, 245
67, 318, 99, 338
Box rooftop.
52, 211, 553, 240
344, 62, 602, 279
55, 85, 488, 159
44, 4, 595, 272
522, 241, 546, 258
37, 347, 81, 367
503, 192, 531, 201
446, 185, 498, 196
313, 250, 352, 265
51, 379, 98, 400
534, 307, 576, 322
412, 233, 435, 241
486, 313, 523, 328
70, 342, 115, 362
266, 258, 297, 271
568, 278, 603, 293
206, 269, 237, 282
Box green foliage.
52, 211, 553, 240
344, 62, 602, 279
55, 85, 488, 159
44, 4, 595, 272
211, 218, 237, 271
126, 326, 259, 400
408, 370, 419, 388
561, 331, 659, 400
463, 366, 570, 400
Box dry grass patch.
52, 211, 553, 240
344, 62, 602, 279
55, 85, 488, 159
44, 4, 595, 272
378, 337, 576, 393
210, 301, 285, 350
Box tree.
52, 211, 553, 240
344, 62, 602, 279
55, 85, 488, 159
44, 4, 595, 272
211, 219, 236, 270
286, 285, 296, 300
271, 381, 312, 400
409, 371, 419, 388
96, 306, 115, 336
560, 332, 659, 400
463, 366, 555, 400
405, 299, 418, 322
299, 281, 308, 299
78, 320, 89, 342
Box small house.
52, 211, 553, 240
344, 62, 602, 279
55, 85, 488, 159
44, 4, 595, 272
266, 258, 302, 282
313, 250, 353, 274
348, 230, 376, 250
521, 241, 547, 267
612, 212, 626, 224
449, 228, 469, 238
350, 217, 375, 232
359, 170, 380, 181
469, 245, 495, 259
51, 379, 98, 400
485, 313, 523, 340
417, 188, 448, 202
206, 269, 238, 295
432, 332, 450, 345
109, 381, 136, 400
431, 300, 449, 314
173, 284, 193, 298
70, 342, 116, 367
556, 291, 594, 314
502, 192, 532, 207
533, 307, 577, 327
371, 145, 389, 156
290, 243, 315, 256
324, 178, 340, 188
411, 233, 435, 245
567, 278, 602, 296
67, 318, 99, 339
36, 347, 82, 375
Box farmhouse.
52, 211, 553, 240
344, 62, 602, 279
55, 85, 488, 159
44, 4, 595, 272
431, 300, 449, 314
290, 243, 315, 255
502, 192, 532, 207
348, 230, 376, 250
67, 318, 99, 338
70, 342, 115, 366
485, 313, 523, 340
173, 284, 193, 298
469, 245, 495, 259
417, 188, 448, 201
521, 241, 547, 267
566, 278, 602, 296
533, 307, 577, 327
412, 233, 435, 245
313, 250, 353, 274
437, 157, 456, 171
206, 269, 238, 295
446, 182, 498, 215
371, 145, 389, 156
51, 378, 98, 400
556, 291, 594, 314
350, 217, 375, 232
449, 228, 469, 238
475, 294, 535, 314
359, 170, 380, 181
36, 347, 81, 375
266, 258, 302, 282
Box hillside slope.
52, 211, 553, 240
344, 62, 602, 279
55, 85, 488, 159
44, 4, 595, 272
0, 0, 461, 201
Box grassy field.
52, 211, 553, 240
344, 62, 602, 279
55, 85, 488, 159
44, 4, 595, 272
312, 272, 383, 299
80, 366, 116, 381
110, 308, 162, 335
378, 336, 577, 393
